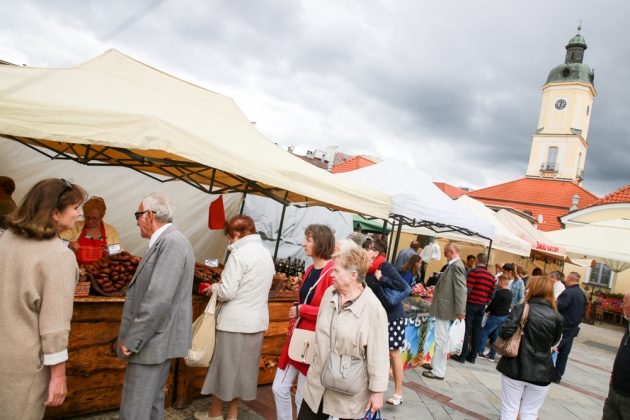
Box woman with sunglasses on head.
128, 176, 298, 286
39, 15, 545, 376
0, 178, 87, 419
60, 196, 122, 264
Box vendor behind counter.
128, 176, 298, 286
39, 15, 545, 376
60, 196, 122, 264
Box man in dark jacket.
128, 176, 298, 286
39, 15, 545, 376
602, 291, 630, 419
553, 272, 587, 384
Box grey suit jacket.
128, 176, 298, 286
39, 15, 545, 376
429, 258, 467, 321
117, 224, 195, 364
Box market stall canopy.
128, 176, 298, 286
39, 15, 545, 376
452, 196, 531, 257
495, 209, 567, 259
337, 160, 494, 240
546, 219, 630, 272
0, 49, 391, 219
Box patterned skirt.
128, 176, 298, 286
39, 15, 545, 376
388, 317, 405, 350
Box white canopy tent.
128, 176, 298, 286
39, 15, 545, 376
451, 196, 531, 257
495, 209, 567, 259
337, 160, 495, 240
0, 49, 390, 219
546, 219, 630, 273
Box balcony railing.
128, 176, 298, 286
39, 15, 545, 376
540, 162, 558, 173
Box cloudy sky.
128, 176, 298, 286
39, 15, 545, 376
1, 0, 629, 196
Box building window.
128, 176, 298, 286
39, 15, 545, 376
541, 147, 559, 172
588, 263, 614, 288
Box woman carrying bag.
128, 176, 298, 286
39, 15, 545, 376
272, 224, 336, 420
363, 238, 409, 406
496, 275, 563, 419
298, 246, 389, 420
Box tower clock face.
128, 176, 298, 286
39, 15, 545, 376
555, 99, 567, 110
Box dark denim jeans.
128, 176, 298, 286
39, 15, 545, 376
460, 303, 486, 361
478, 314, 508, 359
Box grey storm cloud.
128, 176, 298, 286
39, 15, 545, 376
0, 0, 629, 196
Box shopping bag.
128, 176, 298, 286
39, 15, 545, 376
363, 409, 383, 419
185, 291, 218, 367
381, 281, 411, 307
447, 319, 465, 356
288, 328, 316, 364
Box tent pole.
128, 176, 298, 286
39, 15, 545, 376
273, 193, 290, 260
386, 219, 395, 260
239, 186, 249, 215
486, 240, 493, 264
391, 215, 403, 263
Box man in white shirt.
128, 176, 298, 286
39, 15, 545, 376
550, 271, 566, 300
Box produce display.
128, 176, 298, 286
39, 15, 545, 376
271, 272, 301, 297
82, 251, 141, 296
193, 263, 223, 296
411, 283, 434, 300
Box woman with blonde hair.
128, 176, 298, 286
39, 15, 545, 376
298, 247, 389, 419
0, 178, 87, 418
496, 275, 563, 419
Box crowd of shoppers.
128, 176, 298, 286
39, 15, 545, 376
1, 175, 610, 420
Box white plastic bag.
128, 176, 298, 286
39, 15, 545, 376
447, 319, 465, 356
420, 242, 441, 262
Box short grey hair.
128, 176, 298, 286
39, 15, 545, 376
567, 271, 581, 282
142, 193, 173, 223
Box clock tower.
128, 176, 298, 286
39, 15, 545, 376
526, 26, 596, 185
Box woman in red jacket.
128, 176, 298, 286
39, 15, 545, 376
272, 224, 336, 420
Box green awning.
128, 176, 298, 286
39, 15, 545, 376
353, 215, 391, 234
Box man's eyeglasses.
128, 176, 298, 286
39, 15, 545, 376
134, 210, 155, 220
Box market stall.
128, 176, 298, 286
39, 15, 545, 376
495, 209, 567, 273
0, 51, 393, 417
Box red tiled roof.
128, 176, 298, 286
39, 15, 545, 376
331, 156, 378, 174
433, 182, 468, 199
296, 155, 328, 169
467, 178, 599, 231
592, 184, 630, 206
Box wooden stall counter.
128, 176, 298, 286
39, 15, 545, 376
173, 295, 293, 408
44, 295, 293, 417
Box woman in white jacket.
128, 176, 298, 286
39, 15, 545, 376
195, 215, 275, 420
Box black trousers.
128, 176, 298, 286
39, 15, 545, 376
297, 399, 354, 420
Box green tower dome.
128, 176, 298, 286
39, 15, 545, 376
546, 25, 594, 85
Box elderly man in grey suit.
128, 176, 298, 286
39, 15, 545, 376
422, 242, 467, 380
117, 193, 195, 419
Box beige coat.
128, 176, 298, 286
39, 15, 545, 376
0, 231, 79, 419
302, 285, 389, 419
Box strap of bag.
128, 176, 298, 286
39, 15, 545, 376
203, 289, 218, 315
294, 265, 334, 329
518, 303, 529, 329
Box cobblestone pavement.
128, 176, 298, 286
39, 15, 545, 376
70, 321, 626, 419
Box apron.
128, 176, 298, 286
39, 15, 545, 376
77, 222, 107, 264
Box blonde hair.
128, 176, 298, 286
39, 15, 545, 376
334, 248, 370, 282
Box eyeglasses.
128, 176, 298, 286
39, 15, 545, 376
134, 210, 155, 220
